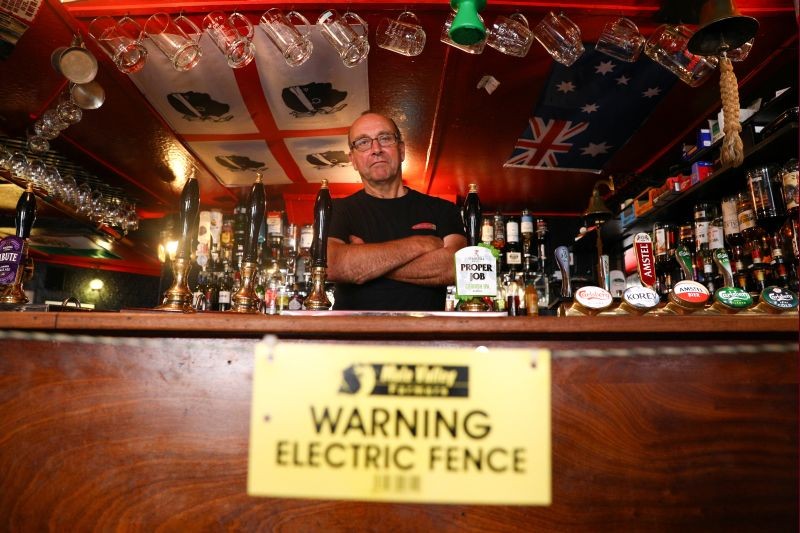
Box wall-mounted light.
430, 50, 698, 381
89, 278, 104, 291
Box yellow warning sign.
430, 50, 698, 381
247, 342, 551, 505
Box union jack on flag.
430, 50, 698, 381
505, 118, 589, 168
505, 44, 678, 173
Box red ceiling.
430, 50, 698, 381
0, 0, 796, 271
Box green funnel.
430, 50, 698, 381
449, 0, 487, 46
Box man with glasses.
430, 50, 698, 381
327, 112, 467, 310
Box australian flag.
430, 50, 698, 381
505, 44, 678, 173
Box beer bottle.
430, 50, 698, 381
462, 184, 482, 247
217, 263, 233, 311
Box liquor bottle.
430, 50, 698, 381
297, 223, 313, 279
220, 215, 234, 257
287, 274, 305, 311
462, 184, 482, 247
480, 216, 493, 246
678, 224, 698, 281
736, 190, 761, 242
504, 215, 522, 273
217, 263, 233, 311
748, 165, 786, 235
780, 158, 798, 218
284, 223, 299, 276
769, 232, 789, 288
693, 202, 714, 287
192, 269, 208, 310
779, 158, 799, 292
520, 209, 535, 271
534, 218, 551, 307
205, 269, 219, 311
721, 193, 743, 247
748, 244, 772, 296
730, 245, 751, 292
491, 212, 506, 252
653, 221, 678, 299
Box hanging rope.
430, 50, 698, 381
719, 56, 744, 168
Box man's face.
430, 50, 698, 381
348, 114, 405, 186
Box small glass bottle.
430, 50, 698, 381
480, 216, 494, 245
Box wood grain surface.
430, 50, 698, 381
1, 335, 796, 531
2, 311, 797, 340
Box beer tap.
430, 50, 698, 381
554, 245, 572, 316
704, 248, 753, 314
602, 233, 660, 315
0, 184, 37, 305
304, 179, 333, 310
655, 245, 710, 315
457, 183, 492, 312
747, 286, 799, 314
156, 172, 199, 312
232, 172, 267, 313
555, 245, 613, 316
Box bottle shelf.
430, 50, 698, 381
603, 122, 798, 241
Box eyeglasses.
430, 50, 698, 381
350, 133, 400, 152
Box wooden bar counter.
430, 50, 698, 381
1, 311, 797, 531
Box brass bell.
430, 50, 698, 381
583, 177, 615, 226
687, 0, 759, 56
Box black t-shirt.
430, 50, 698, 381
329, 188, 465, 311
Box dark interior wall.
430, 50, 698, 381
27, 263, 160, 311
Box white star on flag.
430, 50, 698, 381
556, 80, 576, 93
616, 75, 630, 85
581, 142, 612, 157
642, 87, 662, 98
595, 61, 615, 75
581, 103, 599, 114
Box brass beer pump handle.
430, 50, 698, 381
155, 175, 199, 312
305, 180, 333, 310
232, 173, 267, 313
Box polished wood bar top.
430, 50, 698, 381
1, 310, 797, 340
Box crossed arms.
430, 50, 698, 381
326, 233, 468, 286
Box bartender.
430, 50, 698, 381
327, 112, 467, 311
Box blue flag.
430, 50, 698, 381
504, 45, 678, 173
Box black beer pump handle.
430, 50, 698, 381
176, 175, 199, 259
311, 179, 332, 268
244, 173, 267, 262
15, 184, 37, 240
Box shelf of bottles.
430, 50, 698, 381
450, 210, 555, 316
652, 158, 798, 302
190, 203, 312, 314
